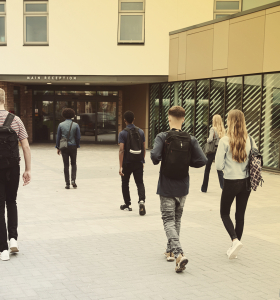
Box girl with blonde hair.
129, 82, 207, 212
216, 109, 257, 259
201, 114, 225, 192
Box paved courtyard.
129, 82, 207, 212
1, 144, 280, 300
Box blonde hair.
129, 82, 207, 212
227, 110, 248, 163
0, 88, 5, 105
212, 114, 225, 139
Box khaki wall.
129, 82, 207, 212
169, 4, 280, 81
122, 84, 149, 143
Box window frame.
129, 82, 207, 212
214, 12, 233, 19
213, 0, 241, 19
23, 1, 49, 46
118, 0, 145, 44
0, 1, 6, 46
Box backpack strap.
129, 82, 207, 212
3, 113, 15, 128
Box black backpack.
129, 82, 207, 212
161, 130, 192, 179
0, 113, 20, 169
124, 127, 144, 162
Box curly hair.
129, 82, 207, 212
227, 110, 248, 163
62, 108, 75, 119
124, 111, 134, 124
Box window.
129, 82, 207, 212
24, 1, 48, 45
242, 0, 279, 11
213, 0, 241, 19
118, 0, 145, 44
0, 1, 6, 45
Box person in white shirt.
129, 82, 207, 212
216, 109, 256, 259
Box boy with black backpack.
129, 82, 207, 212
0, 88, 31, 261
118, 111, 146, 216
150, 106, 207, 273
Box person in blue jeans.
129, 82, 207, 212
201, 114, 225, 193
56, 108, 81, 189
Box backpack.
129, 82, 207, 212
124, 127, 144, 162
246, 135, 264, 191
161, 130, 192, 180
0, 113, 20, 169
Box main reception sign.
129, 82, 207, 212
26, 76, 77, 81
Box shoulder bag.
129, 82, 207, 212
59, 121, 73, 152
203, 130, 217, 155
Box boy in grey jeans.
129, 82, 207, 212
150, 106, 207, 273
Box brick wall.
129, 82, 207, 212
0, 81, 33, 143
118, 90, 123, 137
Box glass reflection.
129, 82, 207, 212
34, 101, 54, 141
97, 102, 117, 142
77, 101, 96, 142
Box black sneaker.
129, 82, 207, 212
139, 200, 146, 216
65, 184, 70, 189
71, 180, 77, 188
120, 204, 132, 211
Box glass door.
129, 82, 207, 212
34, 100, 54, 141
76, 101, 97, 142
97, 101, 117, 143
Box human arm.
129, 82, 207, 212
76, 124, 81, 148
55, 124, 61, 150
150, 134, 165, 165
207, 128, 215, 143
20, 138, 31, 186
119, 143, 125, 176
215, 138, 226, 171
189, 137, 208, 168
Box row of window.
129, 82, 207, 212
0, 0, 145, 46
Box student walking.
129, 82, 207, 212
151, 106, 207, 273
201, 114, 225, 192
118, 111, 146, 215
0, 88, 31, 261
216, 109, 256, 259
56, 108, 81, 189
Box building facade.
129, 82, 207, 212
149, 1, 280, 172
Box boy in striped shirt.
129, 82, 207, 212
0, 88, 31, 261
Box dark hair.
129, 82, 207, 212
124, 110, 134, 124
62, 108, 75, 119
168, 106, 185, 119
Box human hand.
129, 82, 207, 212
57, 149, 61, 155
119, 167, 124, 176
23, 170, 31, 186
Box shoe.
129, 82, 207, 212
120, 204, 132, 211
227, 240, 243, 259
65, 184, 70, 189
0, 250, 10, 261
226, 247, 237, 259
164, 252, 175, 262
139, 200, 146, 216
175, 253, 188, 273
9, 238, 19, 254
71, 180, 77, 188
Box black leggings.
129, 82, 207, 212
61, 146, 77, 184
220, 178, 251, 241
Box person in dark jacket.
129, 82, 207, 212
150, 106, 207, 273
56, 108, 81, 189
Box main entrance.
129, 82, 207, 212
33, 89, 118, 144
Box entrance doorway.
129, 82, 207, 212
33, 89, 118, 144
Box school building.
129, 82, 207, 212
1, 0, 280, 172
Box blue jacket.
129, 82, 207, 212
150, 132, 207, 197
56, 119, 81, 149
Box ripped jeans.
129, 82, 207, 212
160, 195, 186, 258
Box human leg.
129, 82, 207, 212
235, 179, 251, 241
121, 163, 133, 206
69, 147, 77, 182
201, 153, 215, 192
175, 196, 186, 237
0, 170, 8, 252
61, 149, 70, 185
132, 162, 145, 203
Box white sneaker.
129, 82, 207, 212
0, 250, 10, 261
9, 238, 19, 253
227, 240, 243, 259
226, 247, 237, 259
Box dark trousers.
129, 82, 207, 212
121, 162, 145, 206
62, 146, 77, 184
0, 165, 20, 252
201, 150, 224, 192
220, 178, 251, 241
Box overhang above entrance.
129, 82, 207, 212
0, 75, 168, 86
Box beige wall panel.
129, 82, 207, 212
178, 32, 187, 75
213, 20, 230, 71
186, 24, 214, 36
212, 69, 228, 77
169, 38, 179, 82
228, 16, 265, 76
170, 33, 179, 40
178, 74, 186, 80
186, 29, 214, 80
266, 5, 280, 15
230, 11, 265, 24
263, 11, 280, 72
